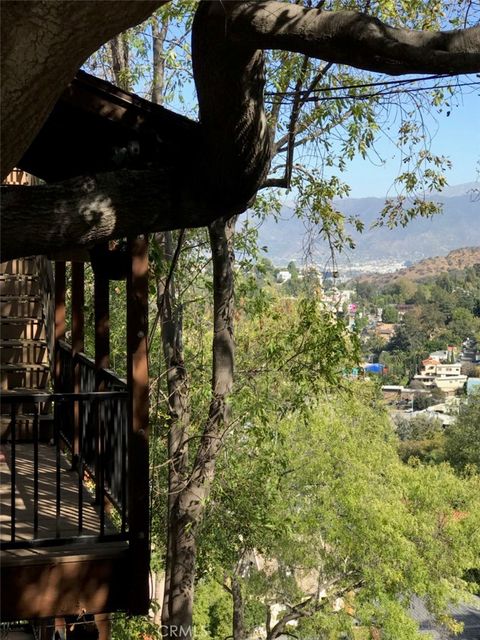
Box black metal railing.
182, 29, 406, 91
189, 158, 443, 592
57, 340, 127, 393
0, 390, 128, 550
56, 340, 128, 512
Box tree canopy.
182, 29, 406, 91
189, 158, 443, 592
1, 0, 480, 259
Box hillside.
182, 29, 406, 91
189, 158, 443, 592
255, 182, 480, 264
359, 246, 480, 285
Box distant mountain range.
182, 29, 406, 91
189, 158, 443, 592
253, 182, 480, 265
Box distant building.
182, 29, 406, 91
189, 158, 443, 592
321, 288, 355, 312
276, 270, 291, 283
461, 337, 479, 363
395, 303, 415, 318
375, 322, 397, 342
381, 385, 428, 404
413, 357, 467, 395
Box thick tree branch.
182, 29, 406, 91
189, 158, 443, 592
0, 170, 234, 260
2, 0, 480, 261
226, 2, 480, 76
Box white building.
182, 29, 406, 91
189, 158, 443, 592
413, 357, 467, 395
276, 270, 291, 283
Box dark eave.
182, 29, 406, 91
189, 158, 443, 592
18, 70, 200, 183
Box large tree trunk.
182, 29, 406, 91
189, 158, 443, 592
0, 1, 168, 178
156, 231, 190, 628
0, 169, 220, 260
162, 217, 236, 640
232, 574, 246, 640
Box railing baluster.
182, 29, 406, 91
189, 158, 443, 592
94, 397, 101, 507
10, 403, 16, 543
78, 398, 84, 535
55, 400, 61, 538
121, 397, 127, 533
100, 400, 105, 537
33, 403, 39, 538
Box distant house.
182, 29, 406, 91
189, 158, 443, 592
461, 337, 479, 363
276, 270, 291, 283
429, 348, 456, 362
395, 303, 416, 318
414, 358, 467, 395
375, 322, 397, 341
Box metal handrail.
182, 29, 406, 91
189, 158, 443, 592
1, 391, 128, 403
57, 340, 127, 389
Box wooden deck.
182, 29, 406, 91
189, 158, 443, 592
0, 443, 132, 621
0, 443, 134, 621
1, 443, 113, 546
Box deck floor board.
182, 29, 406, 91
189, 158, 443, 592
0, 443, 114, 546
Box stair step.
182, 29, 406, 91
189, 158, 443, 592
0, 413, 53, 422
0, 318, 46, 341
0, 316, 43, 323
0, 278, 40, 294
1, 414, 53, 441
0, 339, 47, 346
4, 387, 52, 397
0, 363, 49, 371
0, 295, 41, 300
1, 367, 50, 390
0, 343, 49, 365
0, 298, 43, 318
0, 259, 36, 275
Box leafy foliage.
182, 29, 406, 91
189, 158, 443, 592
445, 391, 480, 472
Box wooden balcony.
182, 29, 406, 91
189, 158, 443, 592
0, 237, 150, 624
0, 384, 142, 622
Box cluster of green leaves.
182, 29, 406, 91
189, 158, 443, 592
194, 383, 480, 640
445, 390, 480, 472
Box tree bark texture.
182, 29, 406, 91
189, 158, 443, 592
162, 217, 235, 639
0, 0, 167, 178
152, 16, 169, 106
232, 574, 246, 640
156, 232, 190, 629
1, 170, 217, 260
2, 0, 480, 258
226, 2, 480, 76
109, 33, 131, 91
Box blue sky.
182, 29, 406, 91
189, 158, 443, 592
340, 86, 480, 198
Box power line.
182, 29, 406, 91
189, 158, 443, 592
265, 72, 459, 98
265, 80, 480, 104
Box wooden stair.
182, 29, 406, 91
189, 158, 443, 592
0, 258, 53, 440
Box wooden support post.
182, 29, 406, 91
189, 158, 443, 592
71, 262, 85, 463
126, 234, 149, 615
54, 617, 66, 640
71, 262, 85, 357
94, 613, 112, 640
94, 259, 110, 385
54, 261, 66, 392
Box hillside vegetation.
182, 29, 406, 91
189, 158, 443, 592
361, 246, 480, 285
